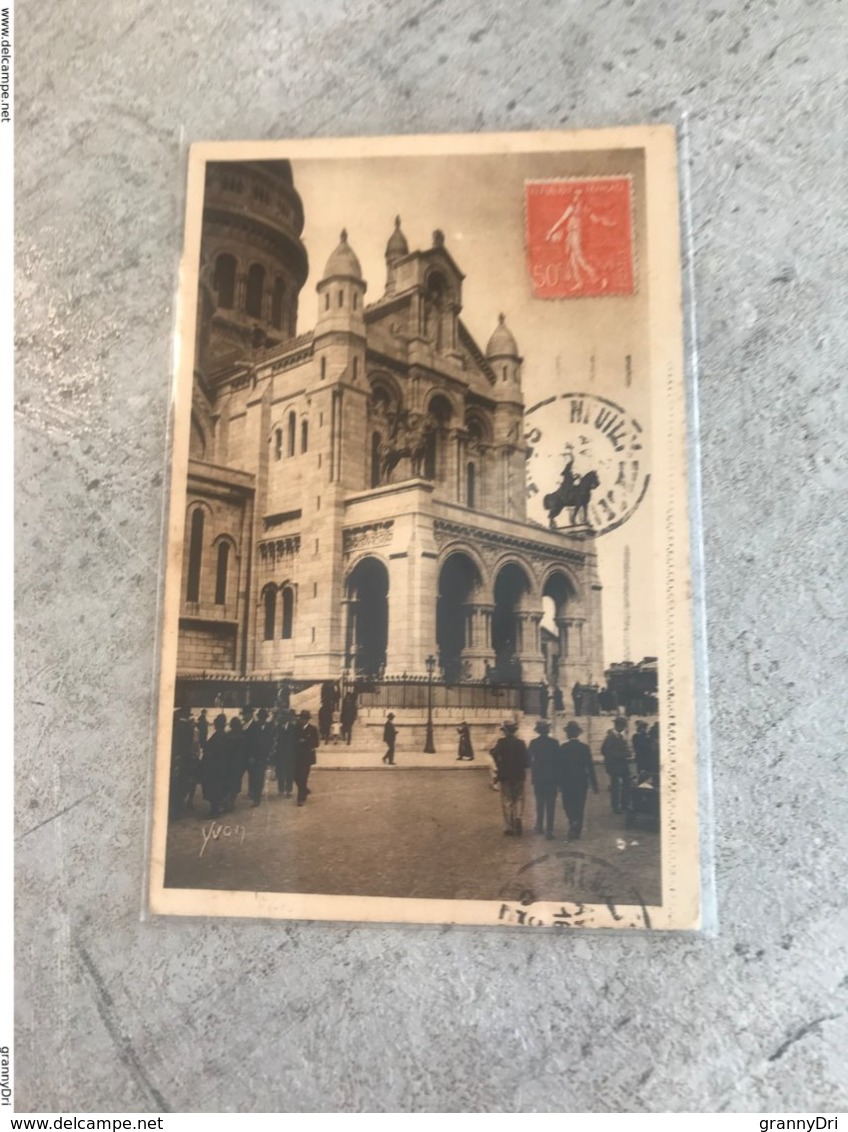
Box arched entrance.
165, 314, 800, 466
541, 571, 576, 692
437, 552, 482, 683
345, 557, 389, 677
492, 562, 533, 682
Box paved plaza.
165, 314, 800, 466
164, 762, 661, 909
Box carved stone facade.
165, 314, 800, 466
177, 164, 603, 693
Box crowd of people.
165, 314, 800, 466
488, 714, 660, 840
169, 705, 324, 820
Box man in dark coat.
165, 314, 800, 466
169, 706, 194, 820
382, 712, 397, 765
224, 716, 245, 812
528, 719, 561, 839
559, 720, 599, 839
271, 709, 297, 797
632, 720, 653, 777
456, 721, 475, 761
601, 715, 631, 814
294, 710, 319, 806
340, 691, 358, 745
318, 701, 333, 745
200, 714, 229, 817
241, 706, 265, 807
490, 721, 529, 836
196, 709, 209, 750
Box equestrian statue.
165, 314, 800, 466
543, 457, 600, 528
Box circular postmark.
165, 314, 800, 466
525, 391, 649, 536
497, 849, 651, 929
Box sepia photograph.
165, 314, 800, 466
148, 127, 701, 929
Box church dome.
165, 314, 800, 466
323, 229, 362, 280
385, 216, 409, 261
486, 313, 519, 358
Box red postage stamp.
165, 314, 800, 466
525, 177, 634, 299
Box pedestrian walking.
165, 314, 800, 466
294, 710, 319, 806
224, 716, 245, 811
382, 712, 397, 765
632, 720, 652, 777
271, 709, 297, 796
169, 706, 194, 820
340, 691, 358, 745
241, 706, 265, 807
196, 708, 209, 750
559, 721, 599, 839
528, 719, 560, 839
601, 715, 631, 814
456, 721, 475, 761
490, 721, 529, 836
572, 681, 582, 715
200, 714, 229, 817
318, 700, 333, 745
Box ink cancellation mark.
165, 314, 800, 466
498, 850, 651, 929
525, 392, 649, 537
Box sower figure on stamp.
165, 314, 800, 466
528, 719, 561, 839
601, 715, 631, 815
294, 710, 319, 806
559, 720, 599, 839
491, 720, 529, 836
382, 712, 397, 765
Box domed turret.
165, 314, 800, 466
316, 228, 367, 340
486, 313, 519, 360
384, 216, 409, 294
323, 229, 362, 281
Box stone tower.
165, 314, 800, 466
197, 160, 309, 370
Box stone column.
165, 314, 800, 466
517, 611, 546, 683
236, 273, 248, 309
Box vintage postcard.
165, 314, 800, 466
148, 126, 703, 930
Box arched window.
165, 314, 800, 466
186, 509, 204, 603
274, 428, 282, 460
320, 357, 327, 380
324, 292, 330, 311
246, 264, 265, 318
287, 411, 296, 457
371, 432, 382, 488
466, 462, 476, 509
301, 420, 309, 453
353, 357, 359, 381
263, 587, 276, 641
353, 292, 359, 311
423, 429, 438, 480
281, 587, 294, 639
214, 254, 236, 309
215, 542, 230, 605
271, 278, 286, 329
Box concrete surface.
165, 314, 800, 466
14, 0, 848, 1114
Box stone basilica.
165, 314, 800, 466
178, 159, 603, 698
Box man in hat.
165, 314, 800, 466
528, 719, 561, 839
559, 721, 599, 839
169, 706, 194, 820
601, 715, 631, 814
294, 710, 320, 806
200, 713, 229, 817
632, 720, 652, 777
241, 705, 264, 807
340, 690, 358, 745
456, 721, 475, 761
490, 721, 530, 836
382, 712, 398, 765
271, 708, 297, 797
